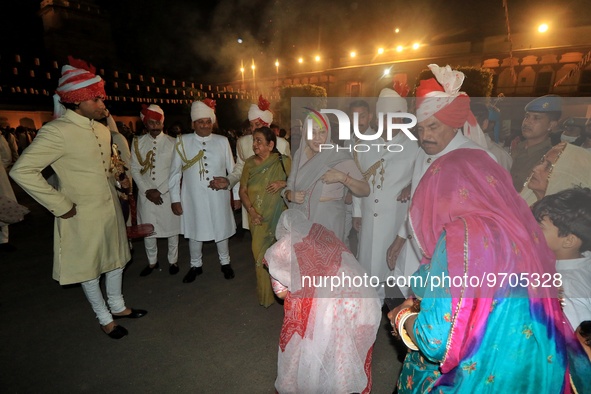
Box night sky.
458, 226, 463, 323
3, 0, 591, 82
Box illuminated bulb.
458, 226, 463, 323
538, 23, 549, 33
377, 48, 384, 54
315, 55, 321, 62
298, 57, 303, 64
396, 45, 403, 52
412, 43, 420, 50
350, 51, 356, 58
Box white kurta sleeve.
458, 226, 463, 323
352, 195, 362, 217
397, 212, 409, 239
278, 137, 291, 158
227, 139, 244, 189
225, 138, 236, 177
130, 138, 150, 195
223, 138, 239, 199
168, 139, 183, 203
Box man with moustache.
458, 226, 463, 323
386, 64, 495, 298
10, 57, 146, 339
510, 95, 561, 192
169, 99, 237, 283
131, 104, 181, 277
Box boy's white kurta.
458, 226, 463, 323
130, 133, 180, 237
169, 133, 236, 241
9, 110, 130, 285
352, 131, 418, 283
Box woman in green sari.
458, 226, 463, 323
239, 127, 291, 307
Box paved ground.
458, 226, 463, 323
0, 182, 405, 393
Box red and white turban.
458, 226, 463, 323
191, 99, 216, 123
248, 95, 273, 126
53, 57, 106, 118
140, 104, 164, 124
416, 64, 487, 148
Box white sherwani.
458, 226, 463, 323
169, 133, 236, 241
352, 131, 419, 282
131, 132, 180, 238
227, 134, 291, 229
395, 132, 496, 296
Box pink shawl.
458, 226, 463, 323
409, 149, 566, 372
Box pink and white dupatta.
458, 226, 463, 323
264, 210, 381, 394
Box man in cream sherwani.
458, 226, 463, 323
169, 99, 237, 283
10, 58, 146, 339
131, 104, 181, 277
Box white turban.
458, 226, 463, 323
375, 88, 407, 116
191, 100, 216, 123
248, 95, 273, 125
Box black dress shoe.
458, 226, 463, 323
139, 262, 159, 277
221, 264, 235, 280
169, 263, 179, 275
103, 324, 128, 339
113, 308, 148, 319
183, 266, 203, 283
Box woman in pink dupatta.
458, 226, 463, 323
388, 149, 590, 393
263, 209, 381, 394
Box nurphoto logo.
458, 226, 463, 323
304, 107, 417, 153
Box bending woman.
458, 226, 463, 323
239, 126, 291, 307
283, 113, 369, 242
264, 209, 381, 394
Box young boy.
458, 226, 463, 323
532, 187, 591, 330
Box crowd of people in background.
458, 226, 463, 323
2, 57, 591, 393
